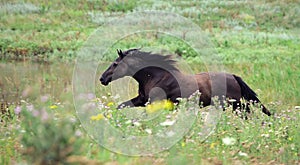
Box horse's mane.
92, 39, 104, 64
121, 48, 179, 71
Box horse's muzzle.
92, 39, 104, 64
100, 76, 110, 86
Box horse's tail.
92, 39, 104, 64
233, 75, 271, 116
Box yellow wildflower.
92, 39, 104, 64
210, 142, 216, 149
106, 114, 112, 119
107, 102, 114, 107
50, 105, 58, 109
163, 100, 174, 110
181, 142, 186, 147
146, 104, 156, 114
90, 114, 105, 121
146, 100, 174, 114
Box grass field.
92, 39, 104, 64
0, 0, 299, 164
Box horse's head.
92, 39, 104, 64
100, 49, 138, 85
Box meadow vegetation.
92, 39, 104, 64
0, 0, 299, 164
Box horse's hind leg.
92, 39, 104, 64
232, 101, 250, 119
232, 101, 241, 115
242, 102, 251, 113
232, 101, 238, 111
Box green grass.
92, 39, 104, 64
0, 0, 299, 164
1, 95, 299, 164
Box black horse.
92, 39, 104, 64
100, 48, 271, 116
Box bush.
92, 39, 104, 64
19, 103, 84, 164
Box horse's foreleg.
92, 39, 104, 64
117, 95, 146, 109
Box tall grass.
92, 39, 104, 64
0, 0, 299, 164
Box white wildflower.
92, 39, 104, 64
238, 151, 248, 157
228, 99, 237, 103
145, 129, 152, 134
133, 121, 141, 127
166, 131, 175, 137
160, 120, 176, 126
222, 137, 236, 145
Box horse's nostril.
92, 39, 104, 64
100, 77, 109, 85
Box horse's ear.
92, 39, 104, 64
117, 49, 125, 58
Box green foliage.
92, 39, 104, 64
19, 103, 85, 164
1, 0, 299, 60
107, 0, 137, 12
184, 105, 300, 164
0, 105, 21, 165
